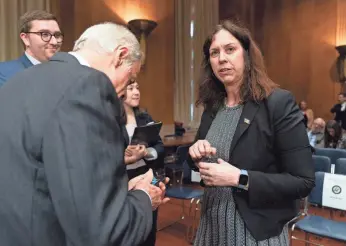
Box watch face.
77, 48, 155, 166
239, 174, 248, 186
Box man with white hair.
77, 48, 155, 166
0, 22, 168, 246
308, 118, 326, 147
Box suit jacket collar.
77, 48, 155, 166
50, 52, 81, 65
19, 54, 33, 68
200, 100, 260, 155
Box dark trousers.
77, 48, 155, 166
127, 165, 158, 246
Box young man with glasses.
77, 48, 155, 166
0, 10, 63, 86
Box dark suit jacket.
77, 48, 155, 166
331, 103, 346, 130
0, 52, 153, 246
0, 54, 33, 86
188, 88, 315, 241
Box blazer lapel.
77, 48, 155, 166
198, 111, 215, 139
229, 100, 259, 155
19, 54, 33, 68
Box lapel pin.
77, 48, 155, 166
244, 118, 250, 124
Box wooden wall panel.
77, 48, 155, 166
219, 0, 341, 121
58, 0, 174, 124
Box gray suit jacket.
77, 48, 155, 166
0, 53, 152, 246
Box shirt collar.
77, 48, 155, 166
68, 52, 91, 67
25, 52, 41, 65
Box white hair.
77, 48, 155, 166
73, 22, 142, 64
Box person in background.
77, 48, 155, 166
331, 92, 346, 131
123, 79, 164, 246
123, 79, 165, 246
299, 100, 314, 129
188, 20, 314, 245
323, 120, 346, 149
0, 10, 63, 86
307, 118, 325, 147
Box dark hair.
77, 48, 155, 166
19, 10, 58, 33
196, 20, 278, 114
324, 120, 342, 148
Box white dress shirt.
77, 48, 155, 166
25, 52, 41, 65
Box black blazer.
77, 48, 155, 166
188, 88, 315, 241
0, 53, 153, 246
331, 103, 346, 130
124, 111, 165, 169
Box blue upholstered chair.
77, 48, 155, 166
291, 172, 346, 244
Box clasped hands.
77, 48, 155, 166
128, 169, 170, 211
189, 140, 241, 187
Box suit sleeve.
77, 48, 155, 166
331, 104, 338, 113
247, 90, 315, 208
42, 72, 152, 246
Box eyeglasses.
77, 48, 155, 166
26, 31, 64, 43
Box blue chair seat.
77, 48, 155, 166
166, 187, 204, 199
295, 215, 346, 241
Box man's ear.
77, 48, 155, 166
114, 46, 129, 67
20, 33, 30, 47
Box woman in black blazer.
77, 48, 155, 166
188, 20, 315, 245
122, 79, 164, 246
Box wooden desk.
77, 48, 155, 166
162, 134, 195, 147
160, 125, 197, 147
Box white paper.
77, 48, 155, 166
191, 170, 201, 183
322, 173, 346, 210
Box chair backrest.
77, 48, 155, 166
312, 155, 331, 173
174, 144, 192, 181
308, 171, 324, 205
314, 148, 346, 164
335, 158, 346, 175
176, 144, 191, 165
309, 171, 346, 211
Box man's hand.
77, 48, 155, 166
128, 174, 144, 191
132, 170, 170, 210
149, 178, 170, 210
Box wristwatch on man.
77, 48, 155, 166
237, 169, 249, 190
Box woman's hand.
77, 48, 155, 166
189, 140, 217, 161
124, 145, 148, 164
198, 158, 241, 187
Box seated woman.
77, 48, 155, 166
122, 79, 164, 246
320, 120, 346, 149
187, 20, 315, 245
